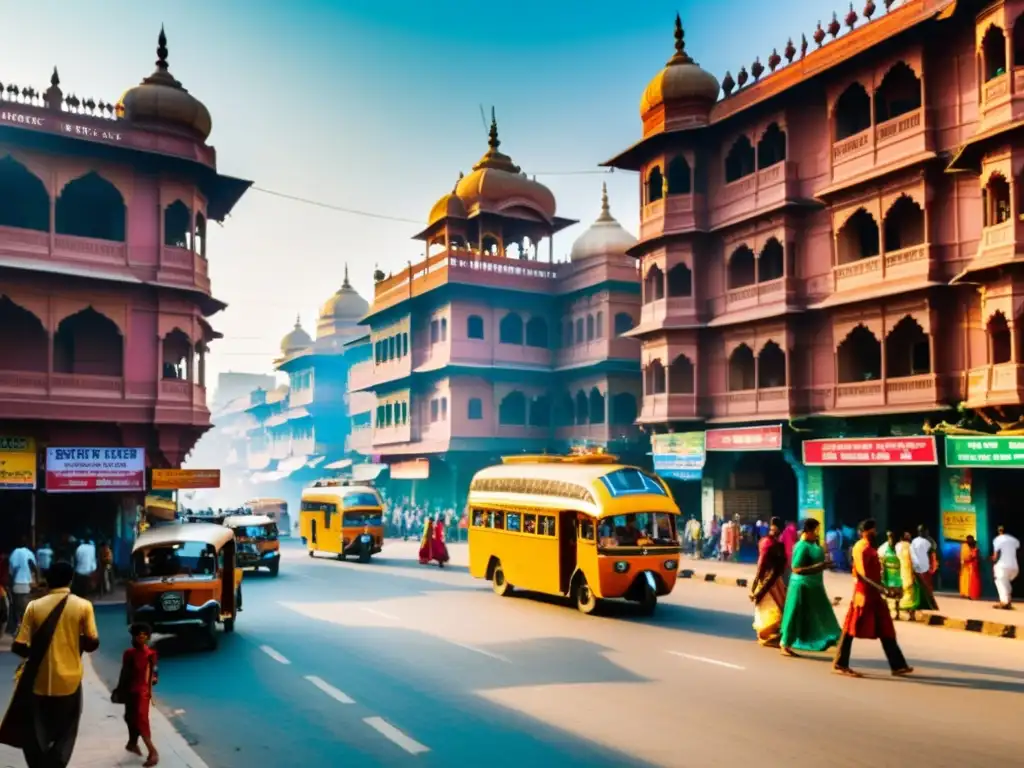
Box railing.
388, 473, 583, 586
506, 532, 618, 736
875, 108, 923, 146
833, 242, 931, 293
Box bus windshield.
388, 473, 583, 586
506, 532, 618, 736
132, 542, 218, 579
342, 492, 380, 509
235, 524, 278, 540
343, 510, 383, 527
597, 513, 679, 549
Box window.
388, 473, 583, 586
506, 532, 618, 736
595, 312, 603, 339
579, 518, 595, 541
506, 512, 522, 532
430, 399, 439, 422
468, 397, 483, 420
499, 313, 524, 344
586, 315, 595, 341
301, 500, 336, 529
441, 397, 448, 420
472, 508, 487, 527
538, 515, 556, 536
402, 333, 409, 357
597, 512, 679, 548
430, 320, 440, 343
467, 315, 484, 340
400, 402, 408, 424
343, 510, 383, 526
385, 403, 393, 426
492, 510, 505, 530
440, 318, 448, 341
614, 313, 634, 335
524, 513, 537, 534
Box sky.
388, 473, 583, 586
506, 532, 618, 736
5, 0, 849, 390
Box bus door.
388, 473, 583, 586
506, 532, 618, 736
311, 519, 318, 545
558, 511, 578, 594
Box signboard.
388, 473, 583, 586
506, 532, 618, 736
657, 468, 702, 481
941, 511, 977, 542
390, 459, 429, 480
651, 432, 705, 474
944, 435, 1024, 468
706, 425, 783, 451
151, 469, 221, 490
801, 436, 937, 466
45, 447, 145, 492
0, 436, 36, 489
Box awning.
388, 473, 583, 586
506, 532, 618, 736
325, 458, 353, 471
352, 463, 387, 482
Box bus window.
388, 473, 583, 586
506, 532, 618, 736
578, 517, 595, 541
506, 512, 521, 532
523, 513, 537, 534
538, 515, 556, 536
492, 510, 505, 530
343, 492, 380, 509
472, 509, 486, 527
302, 500, 336, 529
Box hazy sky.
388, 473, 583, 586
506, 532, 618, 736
5, 0, 847, 387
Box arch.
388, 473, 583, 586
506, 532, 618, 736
646, 166, 664, 203
440, 317, 448, 341
610, 392, 638, 425
756, 123, 787, 169
481, 235, 500, 256
837, 324, 881, 382
55, 172, 126, 242
614, 312, 634, 335
758, 238, 785, 282
467, 397, 483, 420
194, 213, 207, 258
498, 391, 527, 425
728, 344, 756, 391
557, 392, 575, 426
834, 82, 872, 140
0, 296, 47, 372
724, 135, 755, 183
595, 311, 604, 338
586, 314, 595, 341
727, 245, 756, 289
666, 156, 691, 195
983, 172, 1011, 227
988, 311, 1012, 365
163, 200, 191, 248
525, 316, 549, 348
54, 307, 123, 376
883, 195, 925, 252
499, 312, 524, 344
646, 359, 666, 395
667, 262, 693, 297
757, 341, 787, 388
983, 24, 1007, 82
467, 314, 484, 340
836, 208, 880, 265
669, 354, 695, 394
0, 156, 49, 232
886, 315, 931, 378
161, 328, 191, 380
1015, 16, 1024, 68
529, 395, 551, 427
645, 264, 665, 302
575, 317, 585, 343
575, 390, 589, 425
874, 62, 922, 123
589, 387, 606, 424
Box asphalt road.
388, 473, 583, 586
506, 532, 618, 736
79, 539, 1024, 768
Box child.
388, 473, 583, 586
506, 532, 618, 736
115, 623, 159, 766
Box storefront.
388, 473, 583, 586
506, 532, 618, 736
0, 436, 38, 549
651, 432, 705, 524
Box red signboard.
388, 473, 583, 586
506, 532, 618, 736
706, 425, 783, 451
45, 447, 146, 493
801, 437, 938, 466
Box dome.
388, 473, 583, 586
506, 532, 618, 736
119, 27, 213, 141
570, 183, 638, 261
318, 266, 369, 323
640, 15, 719, 119
280, 316, 313, 356
428, 189, 467, 227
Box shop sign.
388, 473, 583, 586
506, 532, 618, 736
0, 436, 36, 489
706, 425, 783, 451
390, 459, 429, 480
45, 447, 145, 493
944, 435, 1024, 468
942, 511, 977, 542
651, 432, 706, 475
151, 469, 221, 490
801, 437, 938, 466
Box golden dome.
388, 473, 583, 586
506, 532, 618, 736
640, 15, 719, 119
318, 266, 369, 324
119, 27, 212, 141
570, 183, 638, 261
280, 316, 313, 356
428, 189, 467, 227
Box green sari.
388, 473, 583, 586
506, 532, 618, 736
780, 538, 841, 652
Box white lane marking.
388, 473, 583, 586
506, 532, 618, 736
447, 640, 511, 663
668, 651, 744, 670
260, 645, 291, 665
363, 716, 430, 755
305, 675, 355, 704
359, 606, 400, 621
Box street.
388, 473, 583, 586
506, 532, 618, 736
75, 540, 1022, 767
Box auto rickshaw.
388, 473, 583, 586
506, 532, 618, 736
222, 514, 280, 576
127, 523, 242, 650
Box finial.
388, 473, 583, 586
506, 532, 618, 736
156, 25, 169, 71
668, 13, 694, 65
294, 314, 301, 328
51, 67, 59, 87
488, 107, 499, 151
600, 182, 611, 216
343, 263, 350, 287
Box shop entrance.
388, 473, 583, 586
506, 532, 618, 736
721, 452, 798, 561
0, 491, 33, 551
832, 467, 872, 529
37, 492, 120, 560
887, 466, 939, 540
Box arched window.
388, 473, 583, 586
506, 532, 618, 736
482, 235, 500, 256
669, 354, 695, 394
557, 392, 575, 426
837, 325, 882, 382
575, 390, 589, 425
666, 156, 691, 195
440, 318, 448, 341
498, 391, 527, 425
401, 402, 408, 424
756, 123, 787, 169
163, 201, 191, 248
886, 316, 931, 378
375, 405, 384, 427
728, 344, 756, 391
983, 25, 1008, 82
589, 388, 606, 424
575, 318, 585, 343
402, 333, 409, 356
499, 312, 524, 344
610, 392, 638, 425
529, 395, 551, 427
468, 397, 483, 420
595, 312, 604, 338
757, 341, 786, 388
0, 297, 47, 372
727, 246, 756, 289
614, 313, 634, 335
441, 397, 448, 420
667, 263, 693, 297
983, 173, 1011, 227
834, 82, 872, 140
988, 312, 1012, 365
758, 239, 785, 282
646, 166, 664, 203
586, 314, 595, 341
0, 156, 49, 232
1015, 17, 1024, 68
525, 317, 548, 348
388, 336, 395, 359
874, 62, 921, 123
467, 314, 484, 340
645, 265, 665, 302
837, 209, 880, 265
646, 360, 666, 395
194, 213, 207, 258
54, 307, 123, 377
883, 195, 925, 252
55, 172, 126, 242
724, 136, 755, 183
161, 329, 190, 380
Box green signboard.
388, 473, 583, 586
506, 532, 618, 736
944, 435, 1024, 468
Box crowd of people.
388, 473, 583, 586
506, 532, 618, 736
380, 493, 467, 543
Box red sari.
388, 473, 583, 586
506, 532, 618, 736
959, 543, 982, 600
841, 539, 896, 640
419, 519, 450, 566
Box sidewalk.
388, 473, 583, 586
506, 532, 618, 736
0, 643, 207, 768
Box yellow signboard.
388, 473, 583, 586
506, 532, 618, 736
942, 511, 976, 543
0, 437, 36, 489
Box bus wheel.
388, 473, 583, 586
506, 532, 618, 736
492, 564, 513, 597
337, 552, 346, 562
575, 579, 599, 615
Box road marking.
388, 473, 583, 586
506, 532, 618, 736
447, 640, 511, 663
668, 651, 744, 670
260, 645, 291, 665
363, 717, 430, 755
360, 606, 400, 621
305, 675, 355, 704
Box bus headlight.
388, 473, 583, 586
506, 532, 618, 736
614, 561, 630, 574
663, 559, 678, 571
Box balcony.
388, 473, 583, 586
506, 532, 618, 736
715, 277, 794, 317
804, 373, 945, 414
158, 247, 211, 294
372, 423, 413, 447
978, 68, 1024, 133
638, 392, 700, 423
710, 161, 799, 230
557, 337, 639, 369
640, 194, 704, 241
830, 105, 929, 187
965, 219, 1024, 274
965, 363, 1024, 408
832, 244, 932, 296
707, 386, 800, 420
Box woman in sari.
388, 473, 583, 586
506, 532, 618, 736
897, 531, 938, 619
877, 531, 903, 620
430, 514, 450, 568
418, 518, 434, 565
779, 518, 841, 657
750, 517, 787, 648
959, 535, 982, 600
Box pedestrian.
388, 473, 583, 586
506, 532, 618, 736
99, 541, 114, 595
876, 531, 903, 620
113, 623, 160, 766
959, 535, 982, 601
897, 530, 937, 620
779, 518, 841, 657
35, 541, 54, 584
0, 560, 100, 767
749, 517, 787, 648
72, 536, 96, 598
991, 525, 1019, 610
911, 525, 935, 592
9, 537, 38, 635
832, 519, 913, 678
781, 520, 799, 566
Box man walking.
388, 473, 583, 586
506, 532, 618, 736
992, 525, 1019, 610
35, 541, 53, 584
910, 525, 935, 593
9, 537, 38, 635
72, 536, 96, 598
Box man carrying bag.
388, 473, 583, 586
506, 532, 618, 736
0, 560, 100, 767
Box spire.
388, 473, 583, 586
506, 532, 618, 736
668, 12, 695, 66
141, 25, 182, 89
156, 25, 169, 72
343, 263, 350, 288
50, 67, 60, 87
294, 314, 301, 328
471, 105, 520, 173
596, 181, 615, 223
488, 106, 500, 152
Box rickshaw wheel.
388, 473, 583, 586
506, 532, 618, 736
203, 619, 219, 650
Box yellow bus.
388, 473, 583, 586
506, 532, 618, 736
299, 481, 385, 563
468, 454, 682, 615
